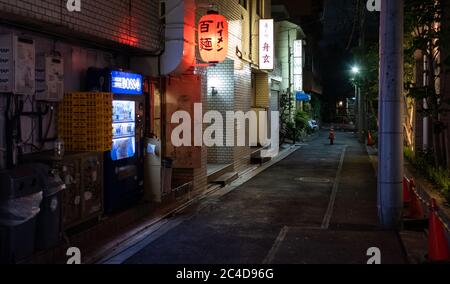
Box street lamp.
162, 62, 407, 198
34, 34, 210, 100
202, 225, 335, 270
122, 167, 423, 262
350, 65, 364, 141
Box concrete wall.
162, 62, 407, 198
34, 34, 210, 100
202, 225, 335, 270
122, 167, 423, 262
275, 21, 305, 121
275, 21, 303, 93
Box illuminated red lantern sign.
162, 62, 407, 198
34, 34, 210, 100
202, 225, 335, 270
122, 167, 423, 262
198, 11, 228, 64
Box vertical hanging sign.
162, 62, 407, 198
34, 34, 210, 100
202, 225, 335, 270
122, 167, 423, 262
293, 40, 303, 92
259, 19, 274, 70
198, 11, 229, 64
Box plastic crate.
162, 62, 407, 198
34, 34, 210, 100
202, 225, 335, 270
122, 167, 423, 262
58, 92, 113, 152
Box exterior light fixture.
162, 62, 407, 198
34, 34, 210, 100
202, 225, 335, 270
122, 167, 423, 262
211, 86, 218, 96
351, 66, 360, 74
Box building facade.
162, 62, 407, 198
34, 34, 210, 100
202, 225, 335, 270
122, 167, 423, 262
0, 0, 292, 263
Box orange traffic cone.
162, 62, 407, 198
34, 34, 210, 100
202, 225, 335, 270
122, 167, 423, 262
367, 131, 375, 146
403, 177, 411, 205
428, 199, 450, 262
406, 179, 426, 219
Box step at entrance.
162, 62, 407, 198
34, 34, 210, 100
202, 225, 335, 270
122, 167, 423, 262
211, 172, 239, 186
250, 149, 272, 164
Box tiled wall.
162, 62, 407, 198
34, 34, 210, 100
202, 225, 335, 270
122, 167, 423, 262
204, 60, 252, 172
233, 63, 253, 172
206, 59, 235, 164
0, 0, 161, 51
193, 68, 209, 193
195, 0, 268, 173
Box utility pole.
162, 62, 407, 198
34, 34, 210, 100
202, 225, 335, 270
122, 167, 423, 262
288, 30, 293, 121
359, 0, 367, 143
378, 0, 404, 229
353, 0, 368, 143
357, 85, 363, 141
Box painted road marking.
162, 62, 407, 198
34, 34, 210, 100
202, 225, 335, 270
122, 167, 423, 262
321, 146, 347, 229
262, 226, 289, 264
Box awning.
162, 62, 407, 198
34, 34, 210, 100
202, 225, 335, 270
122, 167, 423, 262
295, 91, 311, 102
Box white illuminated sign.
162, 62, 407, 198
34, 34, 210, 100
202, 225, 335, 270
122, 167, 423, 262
112, 77, 141, 92
259, 19, 274, 70
293, 40, 303, 92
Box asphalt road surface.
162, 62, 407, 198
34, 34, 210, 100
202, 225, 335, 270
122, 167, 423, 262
107, 130, 407, 264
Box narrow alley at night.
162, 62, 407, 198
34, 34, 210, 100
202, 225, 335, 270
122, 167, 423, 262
103, 130, 405, 265
0, 0, 450, 275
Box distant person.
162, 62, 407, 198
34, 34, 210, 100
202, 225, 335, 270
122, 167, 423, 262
329, 128, 335, 145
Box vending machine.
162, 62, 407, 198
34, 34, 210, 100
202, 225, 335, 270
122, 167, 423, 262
87, 68, 145, 213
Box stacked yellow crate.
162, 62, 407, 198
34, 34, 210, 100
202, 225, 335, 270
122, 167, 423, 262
58, 92, 113, 152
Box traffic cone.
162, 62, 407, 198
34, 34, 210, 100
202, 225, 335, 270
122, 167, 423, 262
367, 131, 375, 146
406, 179, 425, 219
428, 199, 450, 262
403, 177, 411, 205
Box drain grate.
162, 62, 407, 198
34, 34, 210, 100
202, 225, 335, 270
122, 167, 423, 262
295, 177, 332, 183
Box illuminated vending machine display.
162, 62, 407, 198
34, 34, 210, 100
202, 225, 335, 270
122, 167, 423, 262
112, 100, 136, 161
87, 68, 145, 213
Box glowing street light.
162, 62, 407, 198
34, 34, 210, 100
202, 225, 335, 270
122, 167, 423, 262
349, 65, 363, 142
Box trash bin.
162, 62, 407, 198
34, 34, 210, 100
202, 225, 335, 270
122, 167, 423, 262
0, 165, 43, 264
161, 158, 173, 195
35, 168, 66, 251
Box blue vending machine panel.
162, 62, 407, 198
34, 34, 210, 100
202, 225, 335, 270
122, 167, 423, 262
111, 71, 143, 95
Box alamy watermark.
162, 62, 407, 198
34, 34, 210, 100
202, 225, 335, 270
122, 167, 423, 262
367, 247, 381, 264
170, 104, 280, 158
366, 0, 381, 12
67, 0, 81, 12
66, 247, 81, 264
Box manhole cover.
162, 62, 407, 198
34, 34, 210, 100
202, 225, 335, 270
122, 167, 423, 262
295, 177, 332, 183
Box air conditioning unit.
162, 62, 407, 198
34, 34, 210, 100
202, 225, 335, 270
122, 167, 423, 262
35, 54, 64, 102
0, 34, 35, 96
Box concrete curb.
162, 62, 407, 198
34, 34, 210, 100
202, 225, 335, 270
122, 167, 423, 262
364, 143, 450, 263
365, 143, 450, 233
